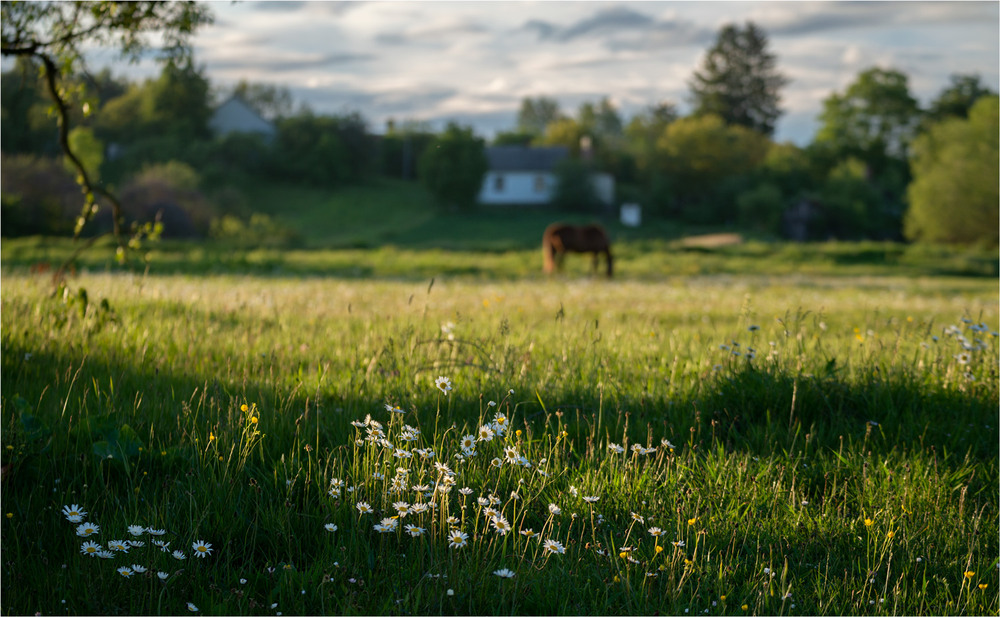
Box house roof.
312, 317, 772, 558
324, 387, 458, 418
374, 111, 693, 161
485, 146, 568, 172
209, 95, 276, 138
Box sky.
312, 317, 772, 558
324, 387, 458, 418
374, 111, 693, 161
99, 1, 1000, 145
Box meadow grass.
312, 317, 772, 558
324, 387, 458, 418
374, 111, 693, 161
1, 257, 998, 615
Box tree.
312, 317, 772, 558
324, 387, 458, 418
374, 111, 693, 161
550, 157, 603, 213
904, 96, 999, 245
229, 79, 293, 121
517, 96, 562, 136
815, 67, 921, 165
689, 22, 788, 135
1, 0, 213, 275
417, 123, 488, 211
926, 73, 997, 123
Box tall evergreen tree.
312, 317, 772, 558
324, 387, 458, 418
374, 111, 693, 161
689, 22, 788, 136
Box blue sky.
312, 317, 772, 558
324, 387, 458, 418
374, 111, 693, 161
103, 1, 1000, 145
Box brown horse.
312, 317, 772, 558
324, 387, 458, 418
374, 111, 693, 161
542, 223, 613, 277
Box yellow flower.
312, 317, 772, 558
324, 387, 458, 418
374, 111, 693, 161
250, 416, 258, 424
721, 595, 727, 601
979, 583, 989, 591
515, 430, 522, 437
5, 513, 12, 519
864, 518, 873, 527
619, 552, 628, 559
688, 517, 698, 526
613, 575, 620, 583
886, 531, 894, 539
241, 404, 249, 412
742, 604, 749, 611
964, 571, 975, 579
655, 545, 664, 554
209, 432, 215, 442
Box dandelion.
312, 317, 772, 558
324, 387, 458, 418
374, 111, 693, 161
172, 550, 187, 560
435, 376, 453, 395
192, 541, 213, 558
80, 541, 102, 556
117, 566, 135, 578
75, 522, 99, 537
548, 503, 562, 516
186, 602, 198, 612
61, 504, 87, 523
543, 539, 565, 554
448, 530, 469, 548
356, 501, 373, 515
493, 568, 515, 578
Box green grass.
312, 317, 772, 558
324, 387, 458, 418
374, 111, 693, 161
1, 245, 998, 615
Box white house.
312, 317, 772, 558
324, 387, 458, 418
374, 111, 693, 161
477, 145, 614, 206
209, 96, 277, 141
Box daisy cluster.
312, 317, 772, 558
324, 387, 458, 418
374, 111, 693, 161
62, 504, 212, 609
324, 381, 682, 578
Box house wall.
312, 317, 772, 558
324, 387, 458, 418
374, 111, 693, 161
478, 171, 556, 205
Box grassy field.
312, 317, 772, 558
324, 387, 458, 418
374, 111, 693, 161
1, 239, 998, 615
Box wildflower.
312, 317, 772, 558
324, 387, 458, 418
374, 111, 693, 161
655, 545, 664, 554
448, 530, 469, 548
157, 572, 169, 581
979, 583, 989, 590
434, 461, 453, 475
748, 325, 760, 332
459, 434, 476, 450
404, 524, 425, 537
630, 512, 644, 523
493, 568, 515, 578
107, 540, 130, 553
582, 495, 599, 504
477, 425, 495, 442
492, 517, 512, 535
379, 517, 399, 531
385, 403, 405, 414
520, 528, 536, 539
482, 507, 499, 520
192, 541, 213, 558
548, 503, 562, 515
356, 501, 373, 515
447, 588, 454, 596
117, 566, 135, 578
131, 564, 148, 573
543, 539, 565, 554
607, 443, 625, 454
187, 602, 198, 612
864, 518, 874, 527
687, 517, 698, 526
75, 522, 100, 537
393, 501, 411, 518
435, 376, 453, 395
492, 413, 508, 435
61, 504, 87, 523
965, 571, 975, 579
80, 541, 102, 556
147, 528, 166, 536
96, 550, 115, 559
490, 457, 502, 467
504, 446, 520, 464
661, 438, 676, 449
172, 550, 187, 560
672, 540, 685, 548
459, 487, 473, 496
411, 503, 429, 515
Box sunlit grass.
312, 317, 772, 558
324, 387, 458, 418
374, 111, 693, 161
1, 269, 997, 615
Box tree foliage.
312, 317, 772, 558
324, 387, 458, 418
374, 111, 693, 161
926, 73, 997, 123
1, 0, 212, 273
516, 96, 562, 136
689, 22, 788, 135
417, 123, 488, 210
815, 67, 921, 164
904, 96, 999, 245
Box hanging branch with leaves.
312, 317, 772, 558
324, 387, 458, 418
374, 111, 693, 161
1, 1, 213, 282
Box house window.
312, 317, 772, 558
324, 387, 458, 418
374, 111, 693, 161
493, 175, 505, 192
534, 175, 546, 193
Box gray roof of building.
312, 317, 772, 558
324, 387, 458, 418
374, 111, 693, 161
485, 146, 569, 172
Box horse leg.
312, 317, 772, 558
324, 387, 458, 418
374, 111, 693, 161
604, 248, 613, 278
591, 251, 599, 274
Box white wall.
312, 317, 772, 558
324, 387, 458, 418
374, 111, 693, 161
478, 171, 555, 205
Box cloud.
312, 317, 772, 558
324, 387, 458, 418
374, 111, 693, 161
209, 52, 374, 74
755, 1, 998, 37
519, 7, 712, 51
375, 16, 489, 46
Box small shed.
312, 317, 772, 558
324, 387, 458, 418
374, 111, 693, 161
209, 96, 277, 141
